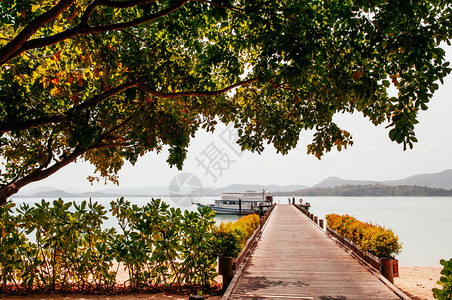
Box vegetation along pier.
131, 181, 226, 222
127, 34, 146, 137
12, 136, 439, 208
222, 204, 409, 300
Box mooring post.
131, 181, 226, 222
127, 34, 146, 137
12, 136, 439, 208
314, 216, 318, 224
319, 219, 324, 229
239, 198, 242, 216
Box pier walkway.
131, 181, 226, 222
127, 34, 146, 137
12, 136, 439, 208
223, 204, 403, 300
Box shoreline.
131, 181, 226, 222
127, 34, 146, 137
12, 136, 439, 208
0, 266, 443, 300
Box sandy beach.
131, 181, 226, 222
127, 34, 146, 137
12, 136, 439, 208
394, 266, 443, 300
0, 266, 443, 300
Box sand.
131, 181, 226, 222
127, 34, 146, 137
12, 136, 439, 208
0, 266, 443, 300
394, 266, 443, 300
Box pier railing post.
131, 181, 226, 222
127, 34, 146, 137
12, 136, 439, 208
381, 258, 394, 284
239, 199, 242, 216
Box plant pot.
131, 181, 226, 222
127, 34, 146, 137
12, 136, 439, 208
392, 259, 399, 277
381, 257, 395, 283
219, 256, 236, 276
219, 256, 236, 291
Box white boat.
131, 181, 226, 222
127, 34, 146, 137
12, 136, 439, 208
193, 190, 273, 215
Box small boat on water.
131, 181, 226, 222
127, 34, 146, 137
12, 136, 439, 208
192, 190, 273, 215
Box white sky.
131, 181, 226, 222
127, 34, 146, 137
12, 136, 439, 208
20, 46, 452, 193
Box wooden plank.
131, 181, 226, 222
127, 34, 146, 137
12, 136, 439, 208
224, 204, 404, 300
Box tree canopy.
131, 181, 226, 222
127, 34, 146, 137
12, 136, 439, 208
1, 0, 451, 202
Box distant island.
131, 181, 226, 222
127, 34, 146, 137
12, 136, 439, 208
275, 184, 452, 197
13, 169, 452, 198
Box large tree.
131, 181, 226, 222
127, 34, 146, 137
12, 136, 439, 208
1, 0, 451, 203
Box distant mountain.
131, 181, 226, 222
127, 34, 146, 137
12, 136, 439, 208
17, 186, 65, 196
13, 189, 124, 198
383, 169, 452, 189
30, 189, 79, 198
313, 169, 452, 190
11, 169, 452, 198
221, 184, 307, 193
314, 177, 376, 188
13, 183, 307, 198
276, 184, 452, 197
99, 186, 169, 196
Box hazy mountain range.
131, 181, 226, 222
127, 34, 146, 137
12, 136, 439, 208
13, 169, 452, 198
314, 169, 452, 189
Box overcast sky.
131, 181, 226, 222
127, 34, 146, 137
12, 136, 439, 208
19, 46, 452, 193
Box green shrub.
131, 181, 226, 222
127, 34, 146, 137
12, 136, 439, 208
213, 214, 260, 258
325, 213, 402, 258
0, 198, 218, 293
433, 258, 452, 299
213, 222, 243, 258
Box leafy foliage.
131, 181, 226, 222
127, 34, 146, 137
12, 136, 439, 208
433, 258, 452, 299
1, 0, 452, 199
325, 213, 402, 258
213, 214, 260, 257
0, 198, 218, 293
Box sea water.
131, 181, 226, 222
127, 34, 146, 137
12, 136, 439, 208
10, 196, 452, 267
294, 196, 452, 268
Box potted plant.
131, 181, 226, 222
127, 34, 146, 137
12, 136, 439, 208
213, 223, 243, 289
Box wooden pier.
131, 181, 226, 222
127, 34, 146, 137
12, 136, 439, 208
223, 204, 407, 300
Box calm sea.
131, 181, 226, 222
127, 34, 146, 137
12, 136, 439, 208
11, 196, 452, 267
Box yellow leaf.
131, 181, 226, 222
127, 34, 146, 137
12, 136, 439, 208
1, 228, 5, 239
50, 87, 60, 96
31, 4, 40, 12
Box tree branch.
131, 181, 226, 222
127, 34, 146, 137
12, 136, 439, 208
80, 0, 157, 25
0, 81, 138, 133
0, 74, 257, 201
136, 78, 258, 98
0, 147, 86, 200
0, 114, 64, 135
0, 78, 257, 134
90, 142, 133, 149
74, 82, 139, 111
0, 135, 132, 201
2, 0, 190, 63
90, 116, 134, 149
41, 135, 54, 170
0, 0, 76, 65
198, 0, 288, 15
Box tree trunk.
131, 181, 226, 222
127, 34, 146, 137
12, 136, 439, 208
0, 149, 84, 204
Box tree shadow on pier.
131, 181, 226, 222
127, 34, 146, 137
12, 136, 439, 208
233, 275, 309, 294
